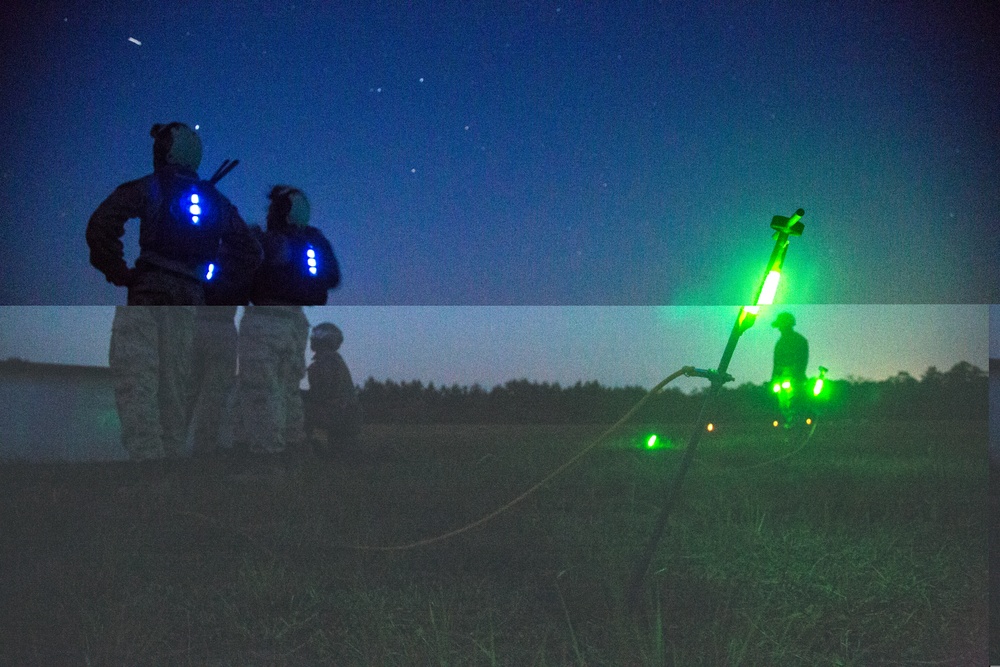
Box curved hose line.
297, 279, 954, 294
347, 366, 695, 551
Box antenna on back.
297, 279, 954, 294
208, 159, 240, 185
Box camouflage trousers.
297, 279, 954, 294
188, 307, 238, 455
109, 306, 195, 459
233, 306, 310, 454
128, 266, 206, 305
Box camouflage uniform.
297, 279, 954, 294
109, 306, 195, 459
304, 323, 362, 458
230, 187, 338, 458
188, 306, 238, 456
233, 306, 310, 454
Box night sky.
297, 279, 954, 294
0, 305, 986, 393
1, 1, 996, 305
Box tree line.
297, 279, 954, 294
356, 362, 987, 424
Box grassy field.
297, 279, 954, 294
1, 419, 987, 665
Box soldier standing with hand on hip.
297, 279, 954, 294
87, 122, 261, 460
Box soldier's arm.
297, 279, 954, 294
314, 231, 341, 290
85, 179, 146, 285
220, 206, 264, 276
335, 355, 355, 394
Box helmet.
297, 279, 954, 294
267, 186, 311, 229
772, 312, 796, 329
310, 322, 343, 351
151, 122, 202, 171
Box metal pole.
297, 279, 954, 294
625, 209, 804, 607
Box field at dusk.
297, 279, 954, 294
2, 420, 985, 665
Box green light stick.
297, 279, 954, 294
813, 365, 828, 396
625, 208, 805, 607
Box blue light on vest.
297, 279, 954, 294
186, 192, 203, 225
205, 263, 215, 280
306, 246, 318, 276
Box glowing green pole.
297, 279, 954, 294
626, 209, 805, 607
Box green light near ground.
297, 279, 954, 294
757, 270, 781, 306
810, 366, 830, 401
781, 380, 791, 390
772, 382, 781, 393
642, 434, 673, 450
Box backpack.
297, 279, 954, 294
143, 170, 227, 268
255, 226, 340, 305
202, 245, 253, 305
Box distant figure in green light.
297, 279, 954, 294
771, 312, 808, 381
771, 312, 809, 428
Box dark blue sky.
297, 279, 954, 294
1, 1, 996, 304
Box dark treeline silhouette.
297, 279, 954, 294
357, 362, 987, 424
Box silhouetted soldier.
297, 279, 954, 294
233, 187, 340, 465
771, 311, 809, 428
86, 122, 262, 305
92, 123, 261, 462
304, 323, 362, 460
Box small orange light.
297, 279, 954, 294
772, 420, 779, 427
806, 418, 812, 425
706, 423, 714, 432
